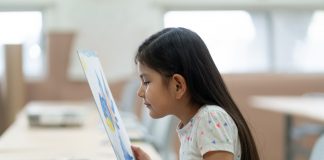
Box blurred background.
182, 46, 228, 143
1, 0, 324, 160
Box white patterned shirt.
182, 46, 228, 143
176, 105, 241, 160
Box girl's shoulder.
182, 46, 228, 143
197, 105, 229, 117
196, 105, 236, 127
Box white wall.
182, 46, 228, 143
44, 0, 164, 82
1, 0, 165, 82
1, 0, 324, 81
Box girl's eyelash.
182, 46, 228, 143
143, 81, 150, 85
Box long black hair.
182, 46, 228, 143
135, 27, 259, 160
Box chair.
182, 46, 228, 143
117, 78, 146, 140
144, 115, 178, 160
310, 134, 324, 160
119, 78, 140, 113
139, 106, 154, 133
291, 93, 324, 158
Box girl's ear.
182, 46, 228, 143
171, 74, 187, 99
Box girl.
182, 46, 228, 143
131, 27, 259, 160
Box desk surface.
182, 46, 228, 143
0, 101, 161, 160
250, 95, 324, 122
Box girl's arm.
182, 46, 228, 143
131, 145, 151, 160
203, 151, 234, 160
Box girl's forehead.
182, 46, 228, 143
137, 63, 151, 72
137, 63, 160, 77
137, 64, 150, 78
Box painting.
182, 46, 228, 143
78, 50, 135, 160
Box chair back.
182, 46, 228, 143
310, 134, 324, 160
147, 115, 178, 160
119, 78, 139, 113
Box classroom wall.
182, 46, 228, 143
47, 1, 164, 81
1, 0, 324, 81
44, 0, 164, 82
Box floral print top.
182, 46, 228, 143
176, 105, 241, 160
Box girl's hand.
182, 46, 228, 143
131, 145, 151, 160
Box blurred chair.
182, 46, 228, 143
145, 115, 178, 160
119, 78, 139, 113
140, 106, 154, 133
310, 134, 324, 160
292, 92, 324, 158
117, 77, 146, 140
292, 123, 324, 157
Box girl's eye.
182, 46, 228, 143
143, 81, 150, 85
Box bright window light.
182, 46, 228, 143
307, 11, 324, 42
164, 11, 268, 73
0, 11, 43, 79
292, 11, 324, 72
165, 11, 256, 41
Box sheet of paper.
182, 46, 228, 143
78, 50, 135, 160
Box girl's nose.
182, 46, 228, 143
137, 86, 144, 98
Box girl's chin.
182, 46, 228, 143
149, 111, 164, 119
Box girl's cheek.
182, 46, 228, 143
145, 88, 152, 99
145, 89, 150, 97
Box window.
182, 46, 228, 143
164, 10, 324, 73
274, 11, 324, 73
0, 11, 43, 79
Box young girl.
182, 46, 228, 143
131, 27, 259, 160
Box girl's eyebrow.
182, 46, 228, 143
139, 73, 148, 79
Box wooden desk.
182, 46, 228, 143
250, 96, 324, 160
0, 101, 161, 160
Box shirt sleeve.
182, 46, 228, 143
196, 107, 238, 156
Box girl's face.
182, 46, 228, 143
137, 63, 176, 118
